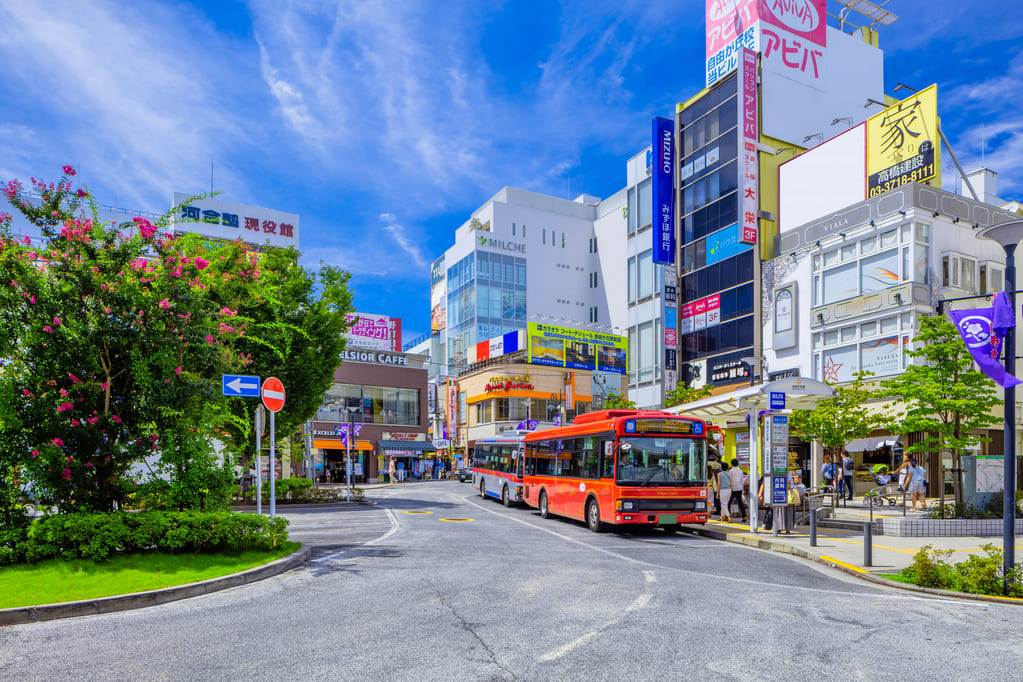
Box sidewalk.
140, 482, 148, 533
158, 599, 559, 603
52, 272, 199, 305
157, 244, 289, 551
685, 497, 1023, 603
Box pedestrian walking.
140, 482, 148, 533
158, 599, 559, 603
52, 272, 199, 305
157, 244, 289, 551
894, 453, 913, 506
908, 459, 927, 511
718, 462, 733, 522
728, 458, 748, 522
821, 454, 836, 492
388, 457, 396, 484
709, 460, 722, 517
842, 450, 855, 501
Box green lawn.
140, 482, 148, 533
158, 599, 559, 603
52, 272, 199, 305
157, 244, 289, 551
0, 542, 301, 609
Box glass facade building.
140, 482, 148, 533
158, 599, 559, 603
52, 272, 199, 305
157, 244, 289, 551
677, 74, 756, 382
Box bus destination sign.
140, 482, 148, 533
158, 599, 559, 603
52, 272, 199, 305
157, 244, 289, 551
624, 419, 700, 435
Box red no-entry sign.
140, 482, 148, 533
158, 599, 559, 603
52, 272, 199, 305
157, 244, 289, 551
261, 376, 285, 413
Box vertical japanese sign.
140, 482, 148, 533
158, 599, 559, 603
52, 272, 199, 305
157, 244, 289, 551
446, 378, 458, 444
705, 0, 759, 87
652, 117, 675, 265
738, 48, 759, 246
866, 84, 940, 197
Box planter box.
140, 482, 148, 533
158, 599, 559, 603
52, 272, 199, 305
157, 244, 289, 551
874, 517, 1023, 537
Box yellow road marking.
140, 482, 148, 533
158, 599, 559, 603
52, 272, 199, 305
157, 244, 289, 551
819, 555, 870, 574
438, 518, 474, 522
402, 510, 433, 514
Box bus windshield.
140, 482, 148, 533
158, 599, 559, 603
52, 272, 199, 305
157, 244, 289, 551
616, 436, 707, 486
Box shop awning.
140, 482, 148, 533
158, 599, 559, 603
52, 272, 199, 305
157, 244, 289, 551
314, 439, 373, 451
377, 440, 437, 453
845, 437, 901, 452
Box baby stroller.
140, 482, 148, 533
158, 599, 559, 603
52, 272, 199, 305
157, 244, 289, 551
863, 464, 899, 506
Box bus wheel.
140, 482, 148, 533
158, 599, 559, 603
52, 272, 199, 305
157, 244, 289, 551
502, 485, 513, 507
479, 480, 486, 499
586, 500, 605, 533
539, 491, 551, 519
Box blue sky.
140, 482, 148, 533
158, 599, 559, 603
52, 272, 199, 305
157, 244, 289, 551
1, 1, 1021, 345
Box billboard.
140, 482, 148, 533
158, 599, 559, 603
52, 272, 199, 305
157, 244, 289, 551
172, 193, 299, 249
652, 116, 675, 265
866, 84, 940, 198
527, 323, 627, 375
430, 255, 446, 333
345, 313, 393, 351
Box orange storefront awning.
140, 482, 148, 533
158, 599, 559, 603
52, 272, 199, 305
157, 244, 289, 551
314, 439, 373, 451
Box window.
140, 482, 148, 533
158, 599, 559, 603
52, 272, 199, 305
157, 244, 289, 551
980, 263, 1004, 294
942, 254, 976, 291
512, 222, 516, 236
628, 187, 637, 234
628, 256, 637, 303
638, 250, 653, 299
542, 228, 546, 245
637, 178, 652, 228
638, 321, 654, 383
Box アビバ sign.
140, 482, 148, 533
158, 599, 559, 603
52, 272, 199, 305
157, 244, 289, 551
261, 376, 285, 413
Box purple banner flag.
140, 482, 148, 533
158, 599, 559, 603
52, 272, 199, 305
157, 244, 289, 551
949, 292, 1022, 388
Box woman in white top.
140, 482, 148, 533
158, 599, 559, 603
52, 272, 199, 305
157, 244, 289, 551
718, 462, 733, 522
908, 460, 927, 511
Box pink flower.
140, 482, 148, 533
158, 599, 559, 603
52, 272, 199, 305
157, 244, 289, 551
62, 469, 72, 480
76, 189, 87, 198
62, 164, 76, 176
22, 389, 32, 397
205, 335, 214, 344
43, 325, 52, 333
87, 416, 99, 424
67, 456, 74, 463
100, 382, 109, 390
86, 462, 94, 468
219, 307, 236, 317
174, 366, 182, 375
22, 236, 30, 245
71, 419, 80, 426
28, 296, 35, 304
31, 450, 39, 458
134, 216, 157, 240
59, 388, 69, 396
53, 317, 61, 325
112, 415, 122, 423
195, 257, 210, 270
57, 402, 73, 412
158, 299, 170, 309
69, 374, 82, 384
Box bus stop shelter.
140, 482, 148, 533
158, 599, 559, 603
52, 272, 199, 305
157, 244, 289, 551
664, 377, 835, 532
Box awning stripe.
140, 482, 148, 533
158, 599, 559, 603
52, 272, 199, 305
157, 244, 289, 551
377, 440, 437, 453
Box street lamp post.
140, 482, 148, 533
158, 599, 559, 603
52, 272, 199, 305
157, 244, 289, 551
977, 220, 1023, 592
345, 405, 360, 503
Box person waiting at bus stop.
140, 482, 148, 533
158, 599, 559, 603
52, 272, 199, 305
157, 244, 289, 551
727, 458, 748, 523
717, 462, 732, 522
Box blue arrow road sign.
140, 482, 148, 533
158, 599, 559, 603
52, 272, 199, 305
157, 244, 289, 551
222, 374, 261, 397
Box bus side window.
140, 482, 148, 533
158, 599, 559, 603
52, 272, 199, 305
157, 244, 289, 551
599, 441, 614, 478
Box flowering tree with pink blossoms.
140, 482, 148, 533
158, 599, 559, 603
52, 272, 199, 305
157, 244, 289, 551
0, 167, 353, 516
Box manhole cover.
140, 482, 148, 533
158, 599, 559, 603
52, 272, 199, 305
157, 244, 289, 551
439, 518, 474, 522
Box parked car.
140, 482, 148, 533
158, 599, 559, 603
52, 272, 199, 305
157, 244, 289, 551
456, 467, 472, 482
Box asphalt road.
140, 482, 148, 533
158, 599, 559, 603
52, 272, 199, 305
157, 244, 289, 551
2, 481, 1023, 681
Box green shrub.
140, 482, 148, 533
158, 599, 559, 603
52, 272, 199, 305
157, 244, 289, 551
232, 479, 362, 505
0, 511, 289, 565
898, 543, 1023, 597
984, 491, 1023, 518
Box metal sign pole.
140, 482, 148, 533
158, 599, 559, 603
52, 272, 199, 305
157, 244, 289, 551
255, 406, 262, 515
269, 410, 276, 518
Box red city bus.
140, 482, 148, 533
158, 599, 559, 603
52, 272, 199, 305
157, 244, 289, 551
471, 431, 528, 507
522, 409, 709, 532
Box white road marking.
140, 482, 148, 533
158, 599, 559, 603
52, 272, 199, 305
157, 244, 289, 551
540, 592, 653, 662
365, 507, 400, 546
312, 551, 345, 563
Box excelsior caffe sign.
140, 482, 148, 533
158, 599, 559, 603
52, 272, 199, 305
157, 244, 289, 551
342, 349, 410, 366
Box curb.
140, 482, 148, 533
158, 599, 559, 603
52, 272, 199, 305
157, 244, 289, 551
0, 545, 312, 627
230, 501, 371, 511
682, 524, 1023, 605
